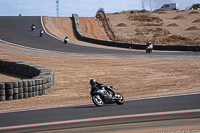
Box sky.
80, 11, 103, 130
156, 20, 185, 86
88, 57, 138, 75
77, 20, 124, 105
0, 0, 199, 17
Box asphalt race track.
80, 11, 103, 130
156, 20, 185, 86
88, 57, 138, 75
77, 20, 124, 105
0, 16, 200, 132
0, 16, 200, 56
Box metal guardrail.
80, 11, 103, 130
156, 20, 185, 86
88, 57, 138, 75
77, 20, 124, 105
0, 59, 55, 101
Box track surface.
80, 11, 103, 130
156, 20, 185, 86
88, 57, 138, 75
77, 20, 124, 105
0, 16, 200, 56
0, 16, 200, 132
0, 93, 200, 132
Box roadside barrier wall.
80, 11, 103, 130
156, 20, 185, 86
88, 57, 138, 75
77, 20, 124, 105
0, 59, 55, 101
72, 13, 200, 51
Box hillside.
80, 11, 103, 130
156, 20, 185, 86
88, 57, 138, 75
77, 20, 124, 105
43, 10, 200, 46
105, 9, 200, 45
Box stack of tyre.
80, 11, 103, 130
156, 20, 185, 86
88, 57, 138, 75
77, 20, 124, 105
0, 59, 55, 101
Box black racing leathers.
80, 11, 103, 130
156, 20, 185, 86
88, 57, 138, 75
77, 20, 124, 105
90, 82, 115, 95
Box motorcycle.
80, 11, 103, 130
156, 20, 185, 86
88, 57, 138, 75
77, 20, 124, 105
146, 44, 153, 53
64, 38, 69, 44
31, 25, 35, 31
40, 30, 44, 37
90, 84, 124, 107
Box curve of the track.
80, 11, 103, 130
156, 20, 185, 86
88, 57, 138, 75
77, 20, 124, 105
0, 16, 200, 56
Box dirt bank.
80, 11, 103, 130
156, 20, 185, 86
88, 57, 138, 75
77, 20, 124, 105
106, 10, 200, 45
43, 16, 110, 48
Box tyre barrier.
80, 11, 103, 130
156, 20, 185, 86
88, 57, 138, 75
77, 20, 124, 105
72, 13, 200, 51
0, 59, 55, 101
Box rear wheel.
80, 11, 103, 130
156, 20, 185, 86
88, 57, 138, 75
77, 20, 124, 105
92, 95, 104, 107
115, 93, 124, 105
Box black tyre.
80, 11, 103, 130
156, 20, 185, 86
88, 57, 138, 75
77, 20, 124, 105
19, 93, 23, 99
115, 93, 124, 105
5, 82, 13, 89
0, 90, 5, 96
13, 94, 19, 100
0, 96, 5, 101
6, 89, 13, 96
92, 95, 104, 107
0, 83, 5, 90
23, 93, 28, 98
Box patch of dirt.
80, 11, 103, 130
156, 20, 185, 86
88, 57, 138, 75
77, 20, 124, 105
130, 9, 150, 14
153, 9, 169, 13
193, 19, 200, 23
116, 23, 128, 27
106, 10, 200, 45
186, 26, 200, 30
128, 14, 163, 23
167, 23, 179, 26
0, 73, 21, 82
79, 17, 107, 40
173, 16, 185, 19
189, 11, 200, 14
195, 37, 200, 40
163, 35, 196, 45
96, 11, 115, 40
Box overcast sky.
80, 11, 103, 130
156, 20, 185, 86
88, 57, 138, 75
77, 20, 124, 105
0, 0, 199, 17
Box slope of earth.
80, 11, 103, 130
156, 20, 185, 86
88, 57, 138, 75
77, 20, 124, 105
106, 10, 200, 45
43, 16, 110, 48
79, 17, 110, 40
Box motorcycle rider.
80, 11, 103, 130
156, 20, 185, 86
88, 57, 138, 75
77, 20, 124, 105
65, 36, 69, 40
64, 36, 69, 43
146, 41, 153, 47
90, 79, 116, 96
31, 24, 35, 31
146, 41, 153, 53
40, 29, 44, 37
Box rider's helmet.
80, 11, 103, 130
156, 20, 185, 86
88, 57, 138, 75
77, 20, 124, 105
90, 79, 96, 85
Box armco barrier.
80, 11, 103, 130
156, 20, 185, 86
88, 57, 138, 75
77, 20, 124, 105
72, 13, 200, 51
0, 59, 55, 101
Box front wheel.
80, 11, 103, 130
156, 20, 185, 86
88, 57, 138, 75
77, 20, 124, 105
92, 95, 104, 107
115, 93, 124, 105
